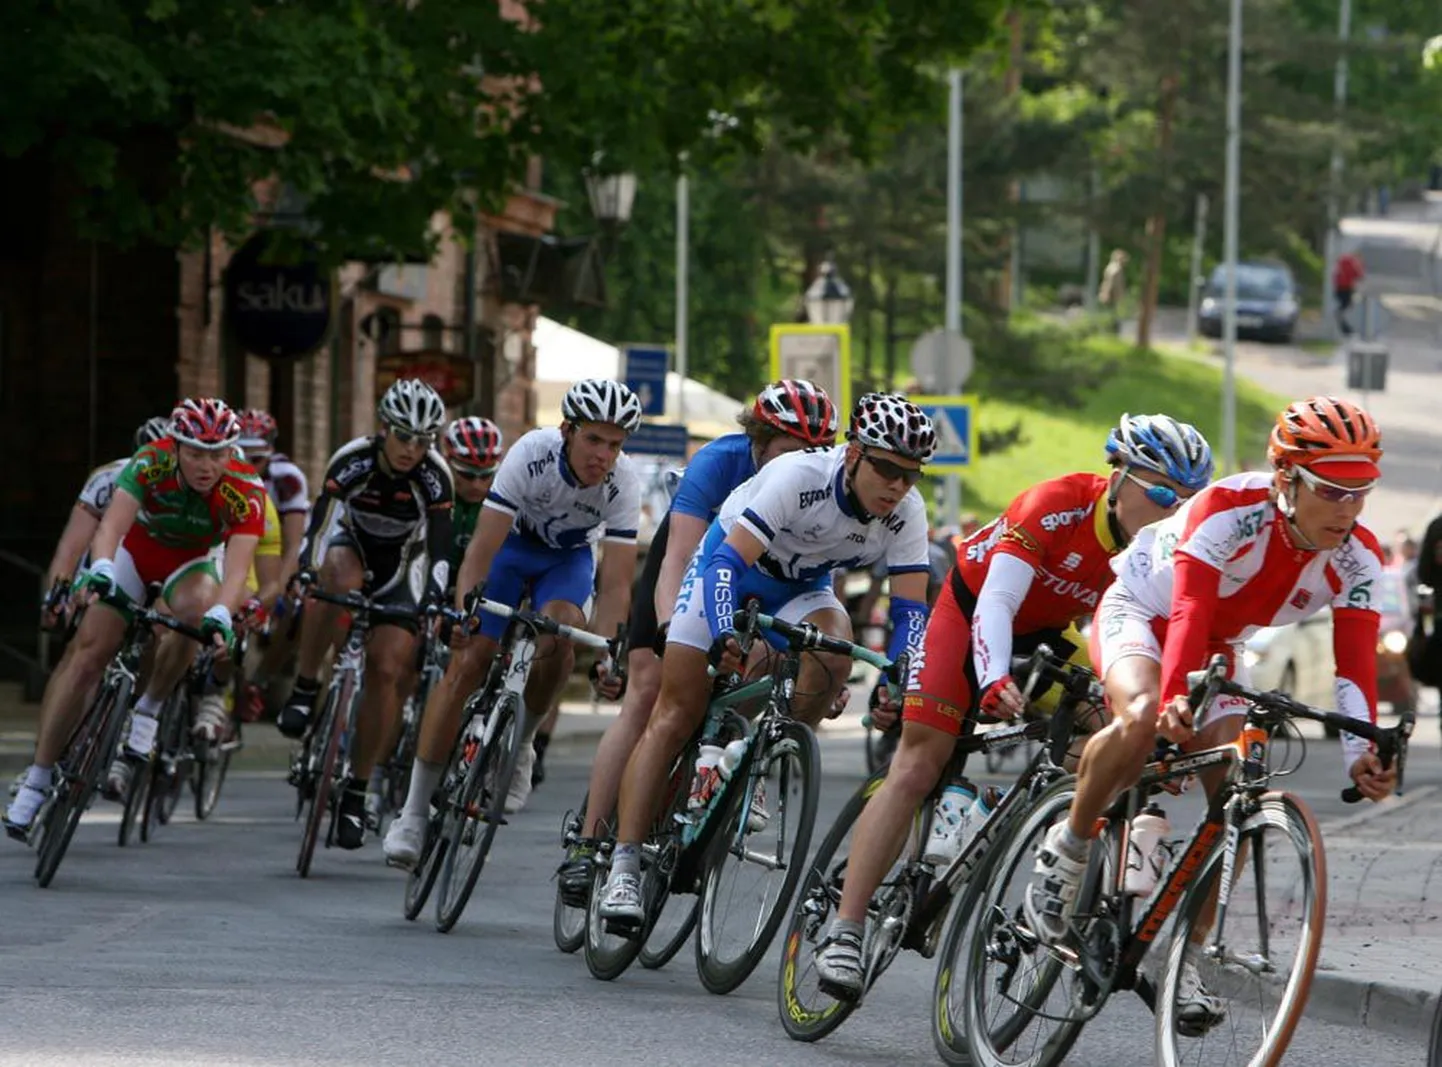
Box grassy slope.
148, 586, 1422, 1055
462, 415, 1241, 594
948, 342, 1289, 520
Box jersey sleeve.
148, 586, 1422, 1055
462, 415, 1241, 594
1331, 607, 1380, 773
1169, 487, 1271, 572
222, 474, 267, 540
602, 464, 641, 544
417, 451, 454, 511
733, 461, 801, 549
271, 462, 310, 514
114, 444, 166, 503
670, 441, 739, 520
256, 496, 283, 557
76, 465, 119, 516
484, 433, 533, 520
884, 493, 931, 575
1158, 552, 1225, 704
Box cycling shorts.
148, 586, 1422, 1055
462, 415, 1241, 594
666, 543, 843, 653
628, 513, 670, 653
111, 529, 219, 610
478, 533, 597, 641
902, 578, 1087, 737
323, 522, 425, 634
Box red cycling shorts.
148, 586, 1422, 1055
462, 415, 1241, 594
902, 579, 977, 737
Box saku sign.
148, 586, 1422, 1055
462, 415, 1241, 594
225, 231, 335, 360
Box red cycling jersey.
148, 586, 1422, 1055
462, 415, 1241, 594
904, 472, 1120, 735
1095, 471, 1384, 768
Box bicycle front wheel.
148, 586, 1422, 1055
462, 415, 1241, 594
297, 684, 346, 878
553, 795, 590, 954
434, 693, 521, 933
194, 724, 238, 821
1155, 791, 1326, 1067
696, 719, 821, 996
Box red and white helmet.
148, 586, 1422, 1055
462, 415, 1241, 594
238, 409, 279, 452
443, 417, 504, 473
753, 379, 838, 446
848, 393, 936, 463
169, 398, 242, 451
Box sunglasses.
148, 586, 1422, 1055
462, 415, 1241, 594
1294, 465, 1377, 504
387, 427, 435, 447
1125, 470, 1184, 509
863, 452, 925, 487
454, 466, 497, 482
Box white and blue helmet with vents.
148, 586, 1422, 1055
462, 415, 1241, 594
1106, 413, 1214, 491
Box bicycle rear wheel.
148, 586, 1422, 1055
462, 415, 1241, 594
1155, 791, 1326, 1067
639, 756, 705, 970
297, 684, 346, 878
962, 777, 1092, 1067
194, 722, 238, 821
778, 767, 889, 1042
696, 719, 821, 996
118, 753, 150, 847
553, 795, 591, 954
36, 681, 129, 888
434, 693, 521, 933
146, 697, 189, 838
403, 737, 467, 922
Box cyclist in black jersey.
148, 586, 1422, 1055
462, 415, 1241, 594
277, 380, 454, 850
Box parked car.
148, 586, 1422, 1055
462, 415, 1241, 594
1196, 261, 1300, 343
1242, 568, 1417, 737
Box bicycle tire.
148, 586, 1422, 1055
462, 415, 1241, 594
778, 766, 885, 1042
1154, 791, 1326, 1067
152, 696, 189, 831
403, 736, 468, 922
297, 683, 347, 878
640, 893, 699, 970
36, 680, 130, 888
696, 719, 821, 996
962, 776, 1091, 1067
117, 754, 149, 847
434, 693, 521, 933
193, 726, 236, 822
553, 793, 591, 954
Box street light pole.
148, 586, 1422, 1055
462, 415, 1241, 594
1221, 0, 1242, 474
1323, 0, 1354, 343
944, 67, 965, 528
676, 156, 689, 425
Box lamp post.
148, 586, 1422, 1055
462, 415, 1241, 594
583, 168, 639, 233
803, 259, 855, 325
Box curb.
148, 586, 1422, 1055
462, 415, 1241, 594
1308, 971, 1438, 1044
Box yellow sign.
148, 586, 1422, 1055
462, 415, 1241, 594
768, 324, 852, 424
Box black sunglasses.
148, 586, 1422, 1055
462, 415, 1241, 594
862, 452, 925, 487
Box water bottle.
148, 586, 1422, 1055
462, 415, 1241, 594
923, 777, 977, 866
689, 744, 725, 810
717, 738, 749, 781
1124, 803, 1171, 896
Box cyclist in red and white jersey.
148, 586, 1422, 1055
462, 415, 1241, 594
814, 413, 1214, 1000
1026, 396, 1396, 1029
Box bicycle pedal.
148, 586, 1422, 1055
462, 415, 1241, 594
602, 917, 644, 939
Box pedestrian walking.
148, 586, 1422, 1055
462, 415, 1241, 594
1334, 250, 1365, 337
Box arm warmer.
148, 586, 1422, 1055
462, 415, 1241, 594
971, 553, 1037, 689
1159, 552, 1224, 705
704, 541, 749, 641
887, 596, 929, 666
1331, 607, 1380, 774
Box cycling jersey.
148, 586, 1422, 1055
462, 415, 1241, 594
77, 458, 128, 518
669, 446, 929, 655
484, 427, 640, 548
262, 452, 310, 515
301, 436, 454, 603
452, 496, 482, 562
669, 433, 756, 522
905, 472, 1120, 735
245, 494, 283, 593
115, 438, 266, 552
1100, 470, 1384, 768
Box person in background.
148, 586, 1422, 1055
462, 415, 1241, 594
1334, 250, 1365, 337
1099, 249, 1129, 333
1392, 528, 1420, 617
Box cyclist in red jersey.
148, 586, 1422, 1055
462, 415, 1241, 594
814, 414, 1214, 999
1025, 396, 1395, 1029
4, 399, 265, 838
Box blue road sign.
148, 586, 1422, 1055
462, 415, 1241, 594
624, 344, 669, 416
626, 423, 689, 458
910, 395, 979, 472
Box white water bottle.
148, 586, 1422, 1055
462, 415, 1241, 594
1124, 804, 1171, 896
924, 778, 977, 866
717, 738, 749, 781
689, 744, 724, 810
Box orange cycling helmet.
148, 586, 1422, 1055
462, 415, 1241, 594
1268, 396, 1382, 478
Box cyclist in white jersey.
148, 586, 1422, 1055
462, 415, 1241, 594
1025, 396, 1397, 1030
382, 379, 644, 867
598, 393, 938, 924
40, 416, 171, 631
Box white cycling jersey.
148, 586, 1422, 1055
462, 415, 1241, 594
484, 427, 641, 550
263, 452, 310, 515
718, 446, 931, 582
76, 458, 128, 517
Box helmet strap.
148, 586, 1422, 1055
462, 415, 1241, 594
844, 454, 875, 523
1274, 471, 1320, 550
1104, 468, 1130, 548
560, 422, 582, 482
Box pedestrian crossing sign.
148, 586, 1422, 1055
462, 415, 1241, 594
909, 395, 979, 473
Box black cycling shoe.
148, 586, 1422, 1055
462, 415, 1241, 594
557, 840, 598, 909
277, 682, 319, 740
336, 781, 367, 850
531, 734, 550, 787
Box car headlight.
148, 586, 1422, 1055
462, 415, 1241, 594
1381, 630, 1409, 654
1200, 297, 1218, 313
1273, 297, 1298, 317
1242, 648, 1263, 669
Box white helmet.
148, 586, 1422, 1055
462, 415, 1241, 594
562, 378, 643, 433
378, 378, 446, 436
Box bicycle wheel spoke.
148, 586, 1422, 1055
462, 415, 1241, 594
1156, 793, 1326, 1067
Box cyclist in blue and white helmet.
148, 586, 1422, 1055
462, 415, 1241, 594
1104, 413, 1214, 541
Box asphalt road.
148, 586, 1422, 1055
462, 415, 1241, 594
0, 733, 1431, 1067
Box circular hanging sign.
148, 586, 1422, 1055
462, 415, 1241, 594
224, 231, 335, 359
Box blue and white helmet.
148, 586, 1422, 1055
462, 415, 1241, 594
1105, 414, 1214, 491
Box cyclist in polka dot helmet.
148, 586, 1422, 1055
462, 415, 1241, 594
848, 392, 937, 464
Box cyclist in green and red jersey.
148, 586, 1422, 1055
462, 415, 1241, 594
441, 416, 504, 574
4, 399, 265, 839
